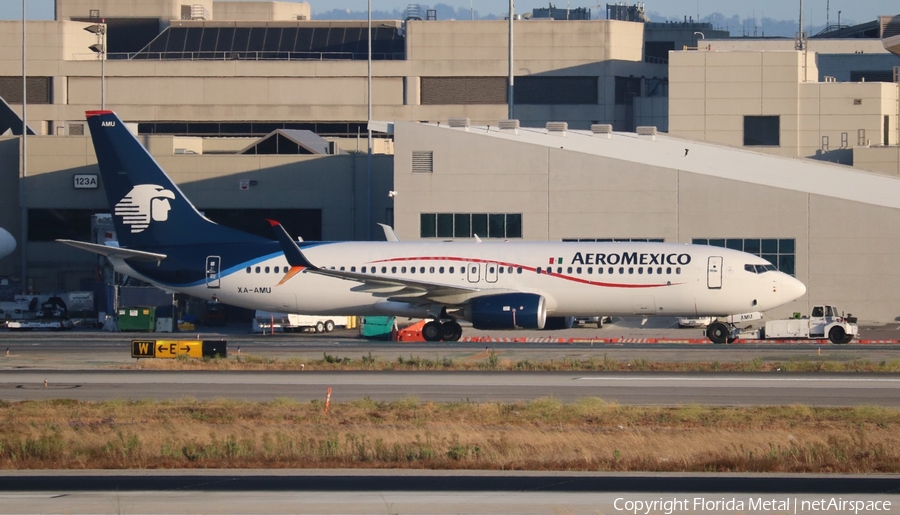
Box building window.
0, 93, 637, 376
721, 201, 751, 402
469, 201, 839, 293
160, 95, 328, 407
614, 76, 641, 106
517, 76, 598, 105
412, 151, 433, 173
693, 238, 796, 276
743, 116, 780, 146
420, 213, 522, 239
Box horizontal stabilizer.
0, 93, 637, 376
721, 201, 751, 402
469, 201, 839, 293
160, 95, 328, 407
56, 239, 167, 262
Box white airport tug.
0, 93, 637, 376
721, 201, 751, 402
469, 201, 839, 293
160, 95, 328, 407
718, 305, 858, 344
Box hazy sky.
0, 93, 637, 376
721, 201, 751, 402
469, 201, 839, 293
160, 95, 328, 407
0, 0, 896, 25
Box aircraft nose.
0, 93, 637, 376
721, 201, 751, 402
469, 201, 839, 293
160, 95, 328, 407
783, 275, 807, 303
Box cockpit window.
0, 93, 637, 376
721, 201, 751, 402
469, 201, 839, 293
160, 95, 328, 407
747, 264, 777, 273
745, 264, 756, 273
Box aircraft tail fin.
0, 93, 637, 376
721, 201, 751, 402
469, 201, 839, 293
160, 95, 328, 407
85, 110, 266, 248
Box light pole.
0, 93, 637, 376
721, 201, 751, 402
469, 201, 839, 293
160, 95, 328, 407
508, 0, 514, 120
20, 0, 27, 293
85, 22, 107, 109
366, 0, 372, 241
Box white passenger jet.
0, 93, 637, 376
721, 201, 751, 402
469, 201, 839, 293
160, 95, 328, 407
60, 111, 806, 343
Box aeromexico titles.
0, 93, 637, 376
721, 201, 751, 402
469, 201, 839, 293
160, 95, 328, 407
59, 110, 807, 343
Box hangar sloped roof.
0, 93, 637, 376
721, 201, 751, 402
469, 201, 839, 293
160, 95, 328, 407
414, 122, 900, 210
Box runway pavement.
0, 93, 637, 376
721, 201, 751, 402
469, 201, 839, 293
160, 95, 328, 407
2, 370, 900, 405
0, 470, 898, 514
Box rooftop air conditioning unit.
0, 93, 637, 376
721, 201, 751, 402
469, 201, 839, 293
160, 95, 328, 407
636, 126, 657, 140
498, 119, 520, 134
591, 124, 613, 139
546, 121, 567, 136
448, 117, 470, 130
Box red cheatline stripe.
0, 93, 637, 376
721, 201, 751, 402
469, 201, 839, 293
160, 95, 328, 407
85, 110, 114, 117
369, 256, 678, 289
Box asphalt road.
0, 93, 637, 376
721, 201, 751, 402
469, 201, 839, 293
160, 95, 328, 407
3, 370, 899, 405
0, 471, 898, 514
4, 325, 900, 370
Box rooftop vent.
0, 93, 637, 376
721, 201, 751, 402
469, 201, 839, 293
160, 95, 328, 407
591, 124, 613, 139
498, 119, 520, 134
448, 117, 470, 130
183, 4, 210, 20
546, 121, 568, 136
636, 126, 657, 141
404, 4, 422, 21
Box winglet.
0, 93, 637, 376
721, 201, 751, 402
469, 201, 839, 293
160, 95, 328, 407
269, 221, 316, 269
377, 223, 400, 242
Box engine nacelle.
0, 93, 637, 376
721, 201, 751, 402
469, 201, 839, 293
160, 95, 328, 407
465, 293, 547, 330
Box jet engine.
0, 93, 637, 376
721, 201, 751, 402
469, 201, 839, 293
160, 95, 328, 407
465, 293, 547, 330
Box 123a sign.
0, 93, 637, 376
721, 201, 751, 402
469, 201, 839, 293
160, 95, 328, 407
73, 174, 99, 189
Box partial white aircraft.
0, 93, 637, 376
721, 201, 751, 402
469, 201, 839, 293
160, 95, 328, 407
0, 228, 15, 260
60, 110, 807, 343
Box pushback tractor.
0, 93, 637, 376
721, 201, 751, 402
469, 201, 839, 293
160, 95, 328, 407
707, 305, 858, 344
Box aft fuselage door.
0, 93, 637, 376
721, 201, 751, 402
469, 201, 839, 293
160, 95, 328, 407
707, 256, 723, 289
206, 256, 221, 289
467, 262, 481, 283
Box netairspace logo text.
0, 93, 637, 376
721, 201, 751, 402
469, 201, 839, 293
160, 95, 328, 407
614, 497, 892, 514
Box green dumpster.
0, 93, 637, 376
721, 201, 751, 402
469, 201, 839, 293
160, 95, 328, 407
118, 306, 156, 332
359, 316, 394, 339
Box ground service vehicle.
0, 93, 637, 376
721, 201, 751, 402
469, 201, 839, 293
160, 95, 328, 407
252, 311, 347, 333
718, 305, 857, 344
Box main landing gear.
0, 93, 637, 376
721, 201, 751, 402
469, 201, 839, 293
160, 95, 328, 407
422, 319, 463, 342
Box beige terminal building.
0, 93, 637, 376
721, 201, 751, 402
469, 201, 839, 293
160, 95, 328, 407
1, 0, 900, 322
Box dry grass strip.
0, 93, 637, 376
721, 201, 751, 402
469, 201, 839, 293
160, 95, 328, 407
1, 398, 899, 472
124, 353, 900, 373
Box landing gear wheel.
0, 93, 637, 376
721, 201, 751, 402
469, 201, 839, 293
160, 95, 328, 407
315, 321, 325, 333
441, 321, 463, 342
324, 320, 335, 333
423, 321, 442, 342
706, 322, 730, 344
829, 326, 849, 344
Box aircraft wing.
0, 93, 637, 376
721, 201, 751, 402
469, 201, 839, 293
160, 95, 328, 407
268, 221, 513, 304
57, 239, 167, 263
